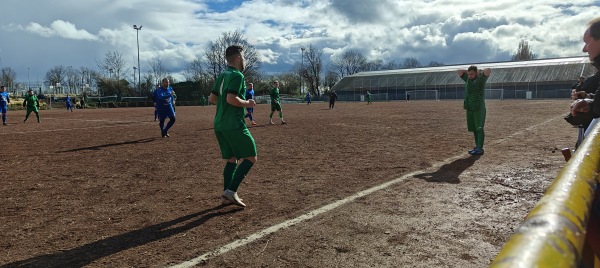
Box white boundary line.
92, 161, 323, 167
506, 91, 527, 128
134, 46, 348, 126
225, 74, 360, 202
168, 114, 564, 268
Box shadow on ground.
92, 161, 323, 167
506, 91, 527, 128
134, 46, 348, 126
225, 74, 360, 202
413, 156, 480, 184
2, 205, 242, 268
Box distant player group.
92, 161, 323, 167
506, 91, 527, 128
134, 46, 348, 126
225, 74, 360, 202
0, 85, 87, 126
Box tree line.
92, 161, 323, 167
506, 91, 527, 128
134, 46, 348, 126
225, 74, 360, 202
0, 33, 537, 101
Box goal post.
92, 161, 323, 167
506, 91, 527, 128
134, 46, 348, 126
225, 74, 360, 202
367, 93, 389, 102
485, 89, 504, 100
406, 90, 439, 101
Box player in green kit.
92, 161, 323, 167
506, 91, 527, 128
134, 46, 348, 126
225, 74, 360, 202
268, 81, 286, 125
458, 65, 491, 156
209, 45, 256, 208
23, 89, 41, 123
367, 90, 372, 104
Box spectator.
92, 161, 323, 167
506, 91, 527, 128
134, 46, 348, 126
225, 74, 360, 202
582, 17, 600, 138
572, 64, 600, 100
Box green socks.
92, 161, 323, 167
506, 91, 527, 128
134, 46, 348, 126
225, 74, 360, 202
223, 161, 237, 191
228, 160, 254, 192
474, 130, 485, 149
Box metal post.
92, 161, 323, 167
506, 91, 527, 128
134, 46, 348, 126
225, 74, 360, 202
133, 25, 142, 95
133, 67, 137, 95
300, 47, 305, 94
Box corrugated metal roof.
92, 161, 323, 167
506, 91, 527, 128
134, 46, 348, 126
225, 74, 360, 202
332, 57, 595, 92
347, 57, 591, 77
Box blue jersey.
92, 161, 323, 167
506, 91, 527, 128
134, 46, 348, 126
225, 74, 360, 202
153, 86, 175, 112
245, 89, 255, 113
65, 96, 72, 106
245, 89, 254, 100
0, 92, 9, 108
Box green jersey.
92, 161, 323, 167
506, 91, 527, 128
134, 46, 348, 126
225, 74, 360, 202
23, 94, 39, 108
461, 73, 488, 111
211, 66, 247, 131
270, 87, 280, 103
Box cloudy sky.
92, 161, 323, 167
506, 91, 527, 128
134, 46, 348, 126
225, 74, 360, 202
1, 0, 599, 85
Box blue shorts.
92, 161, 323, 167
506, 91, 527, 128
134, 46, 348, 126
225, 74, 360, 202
246, 107, 254, 113
157, 109, 175, 120
0, 106, 6, 113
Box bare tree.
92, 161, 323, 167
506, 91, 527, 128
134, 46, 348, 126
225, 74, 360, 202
303, 44, 323, 97
204, 30, 261, 81
148, 57, 170, 86
65, 66, 79, 94
1, 67, 17, 89
323, 70, 339, 91
184, 56, 206, 82
381, 60, 400, 70
330, 50, 368, 78
141, 73, 157, 93
511, 40, 537, 61
270, 71, 301, 95
97, 51, 127, 79
402, 57, 422, 69
45, 65, 66, 87
428, 61, 444, 67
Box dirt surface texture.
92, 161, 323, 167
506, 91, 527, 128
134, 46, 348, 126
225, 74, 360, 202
0, 100, 575, 267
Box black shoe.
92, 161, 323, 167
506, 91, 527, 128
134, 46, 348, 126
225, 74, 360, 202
469, 148, 484, 155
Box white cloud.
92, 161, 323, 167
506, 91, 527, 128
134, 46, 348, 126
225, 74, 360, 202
25, 20, 98, 41
0, 0, 599, 83
257, 49, 280, 65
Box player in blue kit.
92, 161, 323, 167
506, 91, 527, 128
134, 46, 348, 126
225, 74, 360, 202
0, 86, 10, 125
244, 82, 257, 125
152, 78, 176, 137
65, 95, 73, 112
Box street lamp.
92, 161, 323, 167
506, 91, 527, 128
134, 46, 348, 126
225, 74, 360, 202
27, 67, 30, 91
300, 47, 305, 94
133, 24, 142, 95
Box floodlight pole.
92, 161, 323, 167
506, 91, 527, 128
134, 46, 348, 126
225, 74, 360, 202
133, 66, 137, 95
300, 47, 305, 94
133, 25, 142, 95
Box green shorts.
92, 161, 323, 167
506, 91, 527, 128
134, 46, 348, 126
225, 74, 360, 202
215, 128, 257, 159
26, 107, 39, 114
271, 102, 282, 111
466, 108, 486, 132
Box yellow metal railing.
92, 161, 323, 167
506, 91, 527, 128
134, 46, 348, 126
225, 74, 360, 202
490, 123, 600, 267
